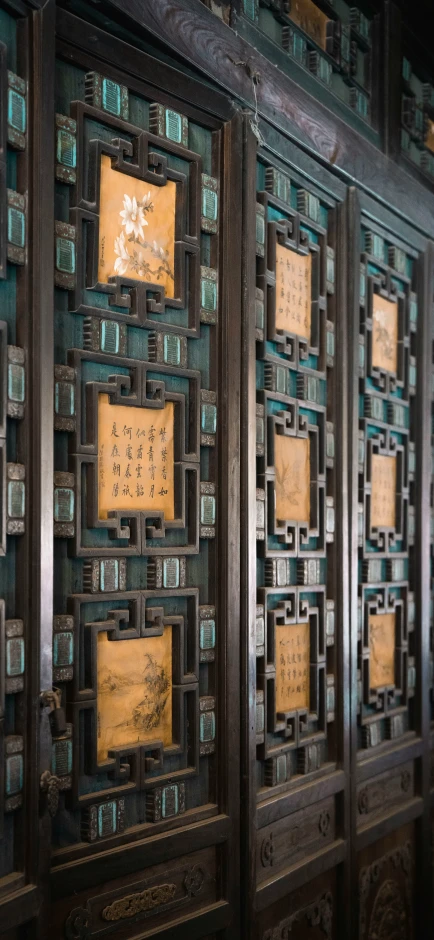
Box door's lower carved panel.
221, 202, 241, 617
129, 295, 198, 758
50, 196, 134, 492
356, 762, 414, 831
52, 847, 216, 939
357, 826, 414, 940
256, 796, 336, 882
254, 870, 337, 940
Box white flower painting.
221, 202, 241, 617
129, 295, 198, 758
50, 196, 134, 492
98, 155, 176, 297
113, 192, 174, 282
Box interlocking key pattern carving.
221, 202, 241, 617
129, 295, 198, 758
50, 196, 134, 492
254, 162, 338, 792
0, 11, 28, 882
356, 226, 417, 752
51, 63, 220, 854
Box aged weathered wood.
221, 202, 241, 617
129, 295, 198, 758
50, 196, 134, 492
98, 0, 434, 238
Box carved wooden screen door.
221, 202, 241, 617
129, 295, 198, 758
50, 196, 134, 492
241, 116, 432, 938
0, 3, 241, 938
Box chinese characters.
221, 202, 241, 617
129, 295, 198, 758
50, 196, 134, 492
370, 454, 396, 529
275, 243, 311, 342
97, 394, 175, 521
275, 622, 310, 713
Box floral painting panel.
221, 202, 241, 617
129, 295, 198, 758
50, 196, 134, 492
275, 434, 310, 524
97, 627, 173, 763
98, 154, 176, 298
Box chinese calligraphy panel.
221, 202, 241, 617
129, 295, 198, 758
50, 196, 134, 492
275, 622, 310, 713
371, 454, 396, 529
275, 244, 311, 342
97, 394, 174, 520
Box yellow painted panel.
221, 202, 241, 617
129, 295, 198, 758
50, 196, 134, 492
97, 627, 172, 762
97, 393, 174, 521
275, 434, 310, 524
275, 244, 311, 342
98, 154, 176, 298
276, 622, 310, 713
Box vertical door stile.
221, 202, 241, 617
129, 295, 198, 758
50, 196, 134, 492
217, 108, 243, 940
416, 240, 434, 937
241, 113, 260, 940
347, 185, 362, 940
28, 1, 55, 931
334, 193, 351, 940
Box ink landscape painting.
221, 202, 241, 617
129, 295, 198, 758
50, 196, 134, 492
97, 627, 172, 763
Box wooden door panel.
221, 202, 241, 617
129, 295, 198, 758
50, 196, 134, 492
242, 120, 349, 934
49, 17, 240, 939
348, 189, 430, 936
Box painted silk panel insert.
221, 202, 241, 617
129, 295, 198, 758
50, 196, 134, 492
97, 394, 175, 521
276, 622, 310, 712
275, 244, 311, 342
275, 434, 310, 524
98, 154, 176, 298
97, 627, 173, 762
